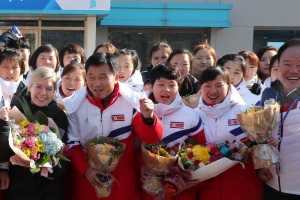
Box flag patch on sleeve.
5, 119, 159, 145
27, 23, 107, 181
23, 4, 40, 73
228, 119, 239, 126
111, 114, 125, 121
170, 122, 184, 129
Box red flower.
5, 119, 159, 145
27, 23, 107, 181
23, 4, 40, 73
194, 160, 200, 166
210, 146, 218, 154
187, 152, 194, 159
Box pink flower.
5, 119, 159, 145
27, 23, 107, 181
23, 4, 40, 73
27, 123, 35, 133
21, 138, 35, 149
206, 142, 215, 149
43, 125, 50, 132
31, 153, 40, 161
210, 152, 223, 163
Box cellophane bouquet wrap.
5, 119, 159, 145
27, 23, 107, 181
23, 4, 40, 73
86, 136, 126, 198
237, 98, 280, 169
141, 142, 177, 197
8, 98, 69, 176
178, 139, 250, 182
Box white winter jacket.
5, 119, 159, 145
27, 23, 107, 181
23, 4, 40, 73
196, 85, 248, 143
235, 79, 260, 105
122, 69, 144, 92
154, 93, 203, 147
64, 83, 145, 149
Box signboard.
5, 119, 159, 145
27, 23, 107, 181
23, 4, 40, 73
2, 0, 110, 10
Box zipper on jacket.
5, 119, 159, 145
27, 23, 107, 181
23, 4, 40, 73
277, 92, 285, 192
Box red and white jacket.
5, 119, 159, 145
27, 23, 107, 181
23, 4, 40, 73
64, 82, 163, 200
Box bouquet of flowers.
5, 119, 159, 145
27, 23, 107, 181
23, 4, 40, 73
237, 98, 280, 169
86, 136, 126, 198
141, 142, 177, 197
178, 139, 249, 182
8, 97, 69, 176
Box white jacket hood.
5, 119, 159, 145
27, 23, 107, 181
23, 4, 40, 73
63, 82, 146, 114
122, 69, 144, 92
198, 85, 247, 119
154, 93, 185, 119
235, 79, 260, 105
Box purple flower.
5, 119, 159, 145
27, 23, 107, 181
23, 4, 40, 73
210, 151, 223, 162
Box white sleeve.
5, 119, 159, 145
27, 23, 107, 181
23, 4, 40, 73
66, 112, 81, 149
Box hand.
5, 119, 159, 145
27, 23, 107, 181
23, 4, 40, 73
257, 168, 273, 182
0, 107, 8, 121
142, 84, 151, 92
140, 165, 156, 183
139, 98, 154, 119
84, 167, 105, 188
0, 172, 10, 190
267, 137, 278, 147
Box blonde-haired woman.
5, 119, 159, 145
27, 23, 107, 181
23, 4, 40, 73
8, 67, 69, 200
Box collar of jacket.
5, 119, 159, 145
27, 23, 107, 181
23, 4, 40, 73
198, 85, 246, 119
153, 93, 184, 119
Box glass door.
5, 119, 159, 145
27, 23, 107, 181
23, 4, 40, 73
19, 29, 38, 54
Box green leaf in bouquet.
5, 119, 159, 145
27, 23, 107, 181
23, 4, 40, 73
50, 127, 58, 135
42, 154, 51, 165
30, 167, 40, 174
52, 156, 62, 168
16, 97, 34, 122
37, 111, 48, 125
57, 153, 71, 162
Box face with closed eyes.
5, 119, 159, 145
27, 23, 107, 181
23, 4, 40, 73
201, 75, 229, 105
36, 51, 57, 71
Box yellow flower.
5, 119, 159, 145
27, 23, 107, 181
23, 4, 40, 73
23, 148, 31, 157
34, 124, 43, 132
19, 127, 27, 134
19, 120, 30, 127
192, 145, 210, 163
35, 140, 45, 152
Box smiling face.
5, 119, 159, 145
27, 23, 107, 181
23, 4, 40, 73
151, 49, 169, 66
193, 49, 214, 74
61, 69, 85, 97
170, 53, 190, 78
259, 50, 277, 77
28, 78, 55, 107
0, 58, 21, 82
278, 46, 300, 93
117, 55, 134, 83
63, 52, 81, 67
223, 61, 244, 86
36, 51, 57, 71
201, 75, 229, 105
151, 77, 178, 105
86, 64, 119, 99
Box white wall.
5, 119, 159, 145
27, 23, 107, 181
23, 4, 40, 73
96, 26, 109, 46
85, 17, 97, 57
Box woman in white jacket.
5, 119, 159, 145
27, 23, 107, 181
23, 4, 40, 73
195, 66, 263, 200
114, 49, 144, 91
217, 54, 260, 105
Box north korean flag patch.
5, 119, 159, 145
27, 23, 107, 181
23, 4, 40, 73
228, 119, 239, 126
111, 114, 125, 121
170, 122, 184, 129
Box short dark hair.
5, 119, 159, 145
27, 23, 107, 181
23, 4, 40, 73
59, 43, 86, 67
29, 44, 60, 72
0, 48, 25, 75
61, 62, 86, 83
114, 49, 139, 74
277, 38, 300, 61
167, 48, 194, 74
8, 37, 30, 49
85, 52, 119, 74
199, 66, 230, 87
149, 63, 180, 86
149, 42, 172, 61
256, 46, 278, 61
217, 54, 246, 75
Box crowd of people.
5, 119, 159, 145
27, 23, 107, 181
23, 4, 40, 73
0, 26, 299, 200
